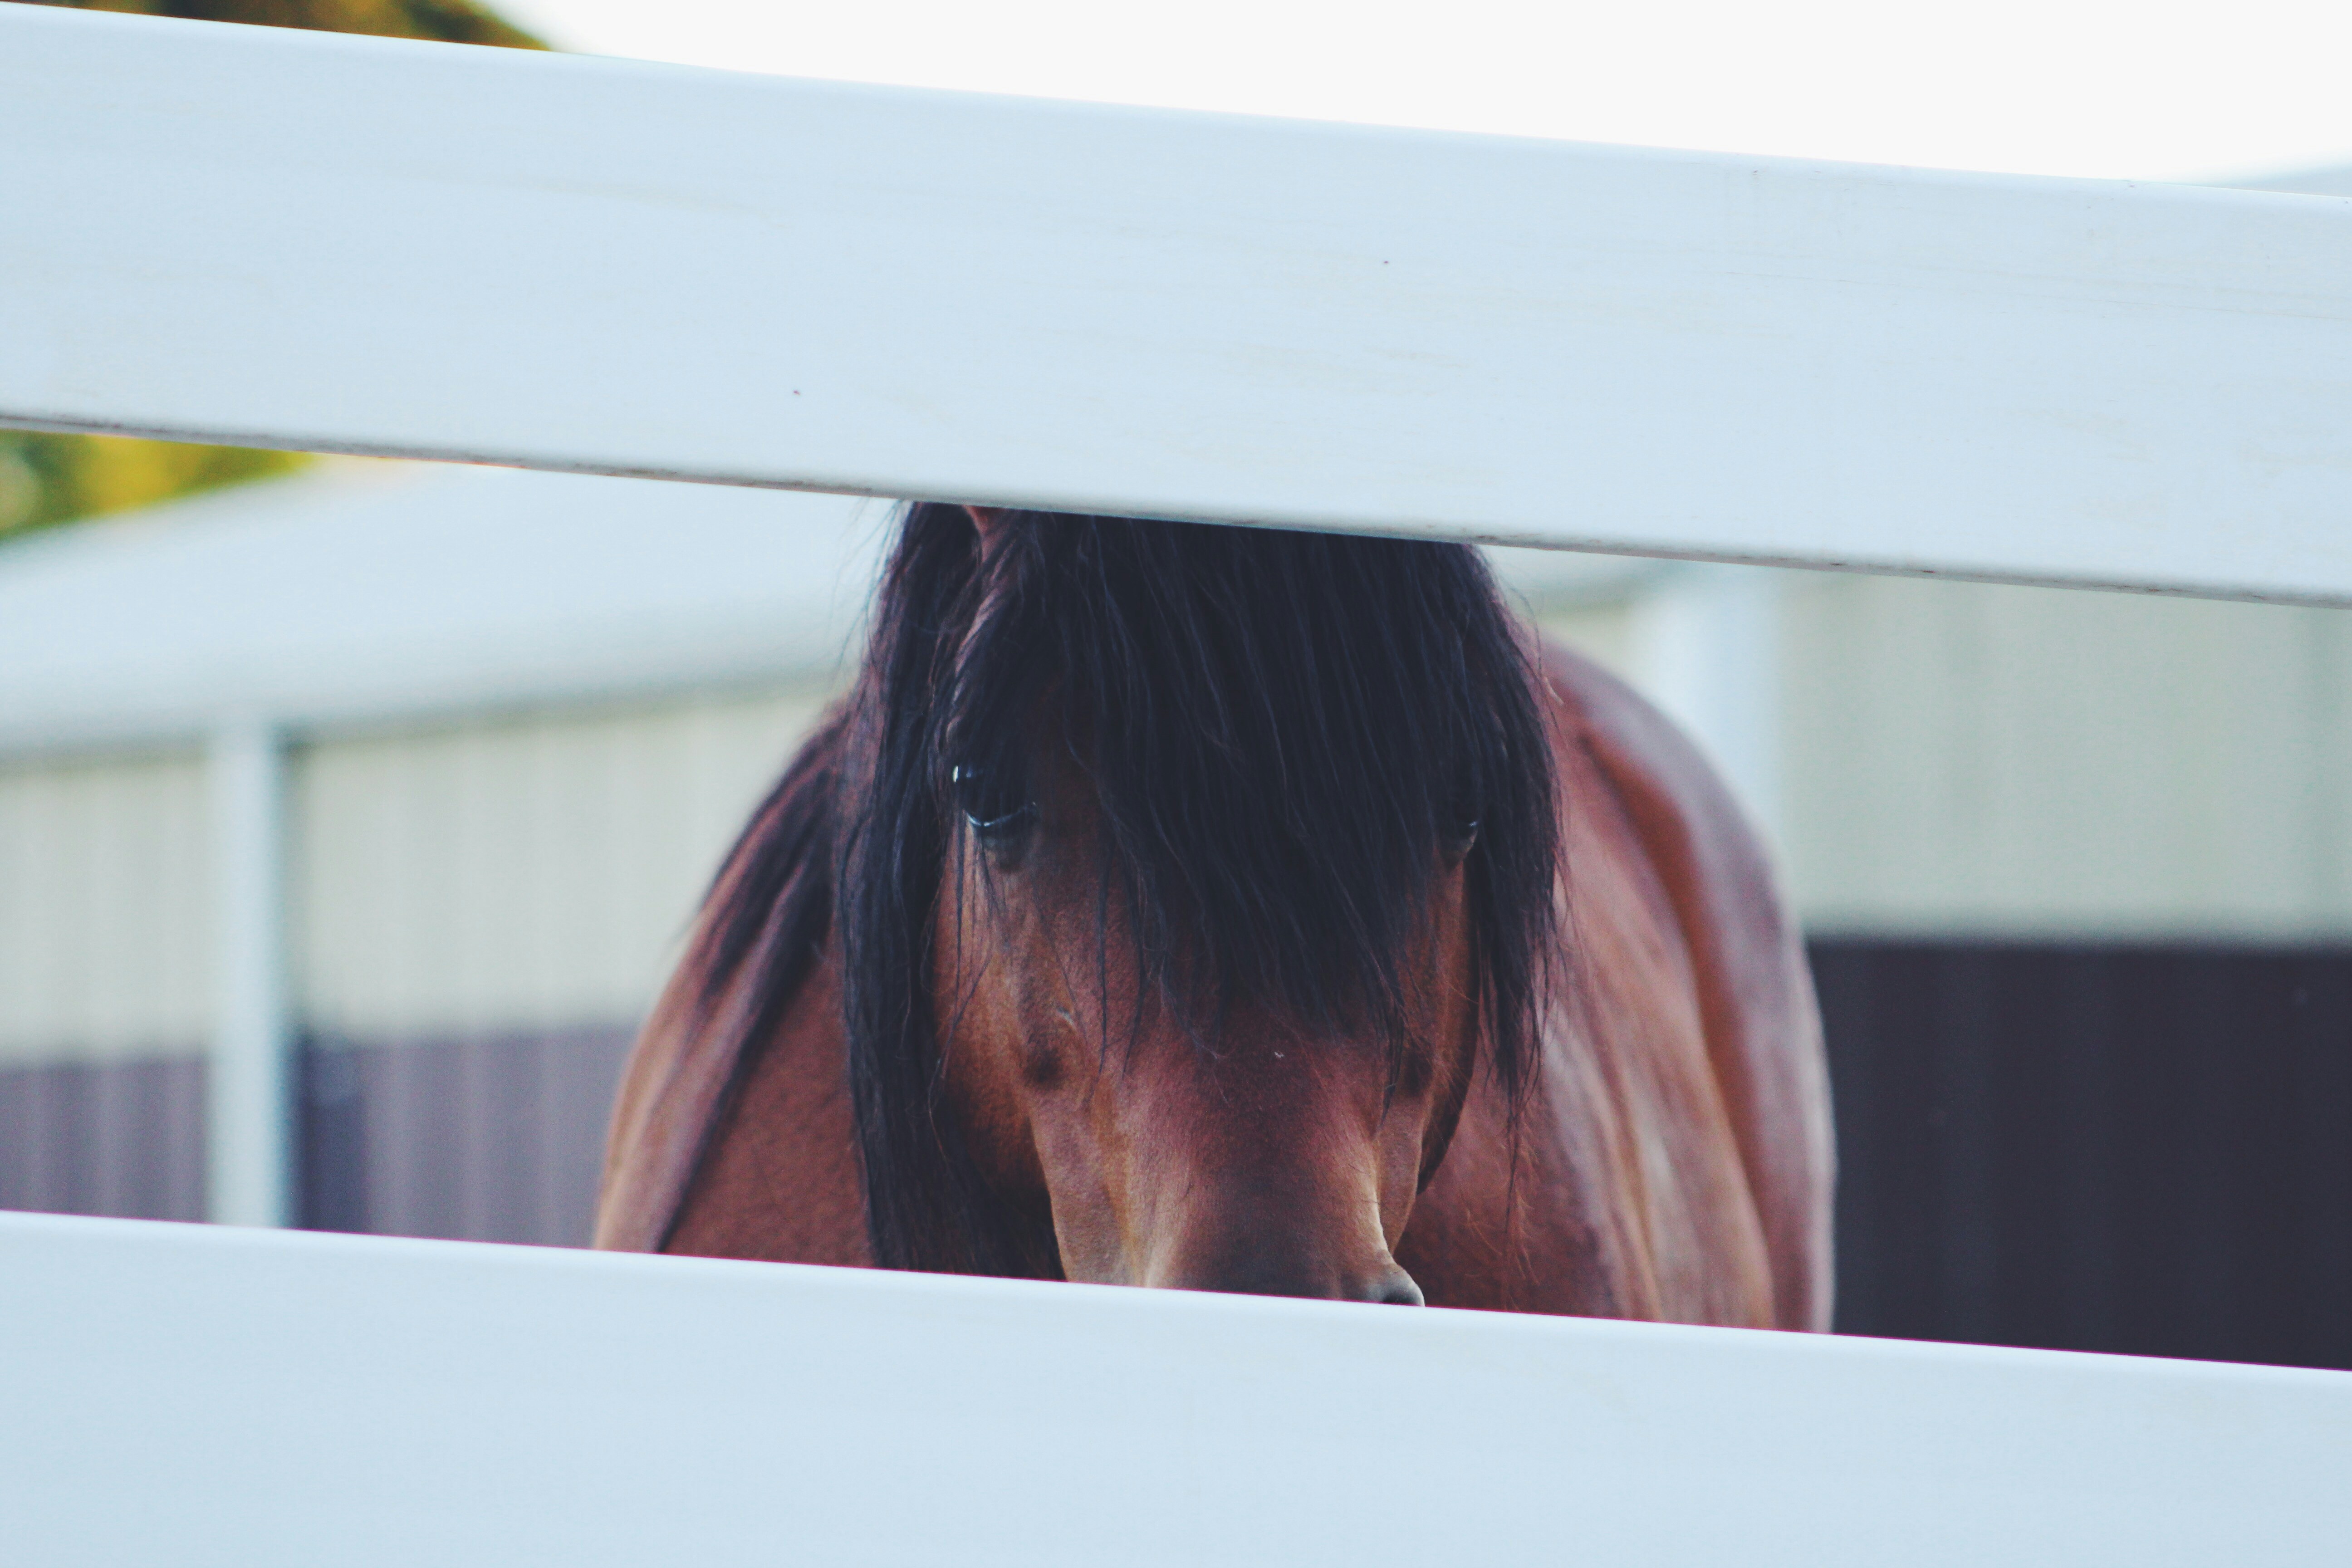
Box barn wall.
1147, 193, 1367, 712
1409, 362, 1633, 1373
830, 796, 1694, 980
1781, 575, 2352, 940
1529, 564, 2352, 945
289, 685, 833, 1245
0, 750, 210, 1220
1533, 601, 1640, 683
1772, 576, 2352, 1369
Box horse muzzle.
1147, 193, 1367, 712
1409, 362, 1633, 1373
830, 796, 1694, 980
1141, 1236, 1426, 1306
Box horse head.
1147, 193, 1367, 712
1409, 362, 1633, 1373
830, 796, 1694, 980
834, 503, 1560, 1303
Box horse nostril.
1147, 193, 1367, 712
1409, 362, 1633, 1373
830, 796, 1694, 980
1370, 1269, 1426, 1307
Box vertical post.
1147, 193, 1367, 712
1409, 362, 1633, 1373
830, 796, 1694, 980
209, 718, 292, 1228
1631, 564, 1784, 846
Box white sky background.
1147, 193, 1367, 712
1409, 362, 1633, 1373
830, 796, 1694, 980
491, 0, 2351, 185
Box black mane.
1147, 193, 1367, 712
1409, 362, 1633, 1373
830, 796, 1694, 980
685, 503, 1560, 1274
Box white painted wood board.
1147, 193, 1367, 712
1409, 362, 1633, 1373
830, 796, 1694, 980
2, 1212, 2347, 1566
4, 9, 2350, 603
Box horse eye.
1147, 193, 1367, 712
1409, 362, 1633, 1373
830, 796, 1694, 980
950, 764, 1033, 844
1444, 815, 1481, 861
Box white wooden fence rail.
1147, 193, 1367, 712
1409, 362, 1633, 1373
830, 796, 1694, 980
4, 7, 2351, 603
4, 1211, 2347, 1567
4, 10, 2351, 1563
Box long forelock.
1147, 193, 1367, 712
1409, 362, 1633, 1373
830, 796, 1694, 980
934, 508, 1561, 1078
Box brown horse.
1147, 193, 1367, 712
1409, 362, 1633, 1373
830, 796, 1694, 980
596, 504, 1832, 1327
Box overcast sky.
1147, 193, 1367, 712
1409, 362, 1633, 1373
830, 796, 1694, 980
492, 0, 2349, 185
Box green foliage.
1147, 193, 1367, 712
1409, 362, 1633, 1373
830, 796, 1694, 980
28, 0, 545, 50
0, 433, 309, 537
1, 0, 544, 541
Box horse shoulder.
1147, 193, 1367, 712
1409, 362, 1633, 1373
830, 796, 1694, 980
592, 966, 731, 1254
1540, 642, 1836, 1332
594, 707, 858, 1260
662, 953, 869, 1266
595, 945, 867, 1264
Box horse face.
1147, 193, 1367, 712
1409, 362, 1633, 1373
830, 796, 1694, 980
933, 723, 1478, 1306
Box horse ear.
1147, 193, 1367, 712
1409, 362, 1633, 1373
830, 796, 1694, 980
963, 505, 1009, 552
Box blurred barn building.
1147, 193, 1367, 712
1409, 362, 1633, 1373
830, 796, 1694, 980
0, 465, 883, 1246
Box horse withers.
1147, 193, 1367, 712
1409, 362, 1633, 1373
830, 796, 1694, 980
596, 505, 1832, 1328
